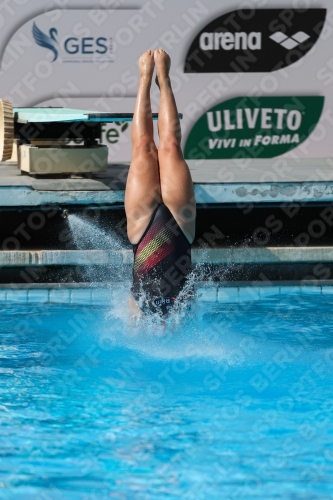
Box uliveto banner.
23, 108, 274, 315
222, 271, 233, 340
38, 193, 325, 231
184, 97, 325, 159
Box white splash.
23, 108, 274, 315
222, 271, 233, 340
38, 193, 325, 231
67, 213, 128, 283
68, 214, 124, 251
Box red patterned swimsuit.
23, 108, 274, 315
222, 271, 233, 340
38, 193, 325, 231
131, 204, 192, 315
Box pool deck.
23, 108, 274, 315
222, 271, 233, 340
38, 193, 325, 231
2, 159, 333, 206
1, 159, 333, 275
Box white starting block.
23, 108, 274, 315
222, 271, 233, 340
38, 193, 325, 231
0, 99, 182, 176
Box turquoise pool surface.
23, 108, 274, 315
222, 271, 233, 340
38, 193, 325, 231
1, 290, 333, 499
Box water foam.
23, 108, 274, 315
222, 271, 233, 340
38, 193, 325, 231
66, 213, 236, 362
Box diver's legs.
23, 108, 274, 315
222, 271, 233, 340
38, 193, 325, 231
125, 50, 162, 244
154, 49, 196, 243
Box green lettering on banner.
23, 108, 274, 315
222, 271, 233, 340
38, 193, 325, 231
184, 96, 324, 160
106, 128, 119, 144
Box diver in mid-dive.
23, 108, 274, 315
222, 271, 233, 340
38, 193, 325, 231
125, 49, 196, 317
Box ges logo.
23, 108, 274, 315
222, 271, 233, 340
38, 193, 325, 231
32, 23, 112, 62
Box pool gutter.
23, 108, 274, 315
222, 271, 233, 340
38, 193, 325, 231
0, 247, 332, 266
0, 281, 332, 306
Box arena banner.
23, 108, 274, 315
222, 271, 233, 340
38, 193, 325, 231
0, 0, 332, 165
184, 97, 325, 160
184, 8, 326, 73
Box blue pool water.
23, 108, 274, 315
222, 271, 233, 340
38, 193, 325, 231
1, 291, 333, 499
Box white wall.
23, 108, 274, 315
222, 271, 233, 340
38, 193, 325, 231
1, 0, 332, 166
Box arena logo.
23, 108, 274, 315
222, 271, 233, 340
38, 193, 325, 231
184, 8, 326, 73
32, 23, 114, 63
199, 32, 261, 51
184, 96, 324, 160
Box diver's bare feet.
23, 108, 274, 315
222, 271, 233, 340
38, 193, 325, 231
154, 49, 171, 88
139, 50, 155, 80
